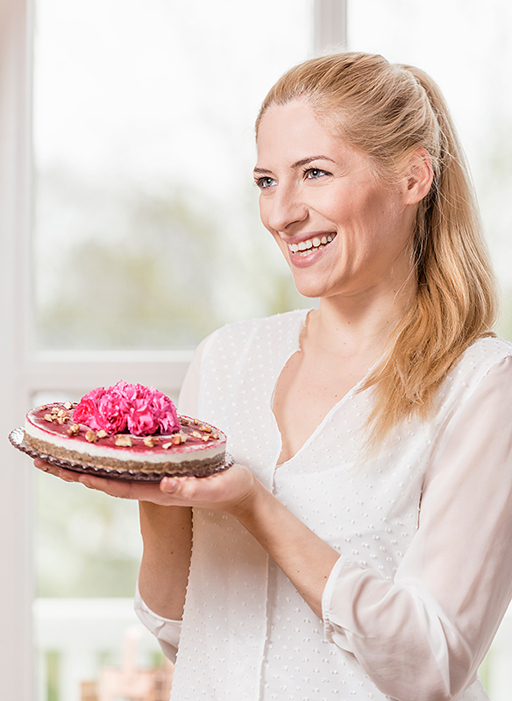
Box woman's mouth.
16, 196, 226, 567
287, 233, 337, 257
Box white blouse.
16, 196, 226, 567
135, 309, 512, 701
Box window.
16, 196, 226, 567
33, 0, 315, 352
3, 1, 338, 699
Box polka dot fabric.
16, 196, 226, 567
166, 311, 512, 700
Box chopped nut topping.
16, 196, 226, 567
191, 431, 202, 439
96, 430, 108, 439
143, 437, 155, 448
212, 433, 219, 440
85, 430, 97, 443
51, 407, 60, 415
201, 435, 210, 442
200, 424, 212, 433
193, 418, 199, 425
64, 401, 73, 410
41, 405, 48, 411
115, 435, 132, 448
57, 409, 67, 418
56, 417, 67, 425
180, 417, 190, 425
44, 414, 54, 422
163, 434, 187, 448
67, 424, 80, 436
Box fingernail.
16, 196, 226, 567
161, 478, 178, 493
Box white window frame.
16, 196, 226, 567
0, 1, 346, 698
0, 1, 35, 698
314, 0, 347, 53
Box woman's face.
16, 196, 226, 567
254, 101, 420, 302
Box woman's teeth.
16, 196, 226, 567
288, 234, 336, 256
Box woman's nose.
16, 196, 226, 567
265, 187, 308, 232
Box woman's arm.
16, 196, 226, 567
161, 468, 339, 617
136, 337, 208, 619
137, 503, 192, 620
320, 356, 512, 700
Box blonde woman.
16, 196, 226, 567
38, 53, 512, 700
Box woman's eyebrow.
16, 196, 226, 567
253, 166, 273, 175
291, 155, 335, 168
253, 155, 335, 175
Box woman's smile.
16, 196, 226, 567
284, 231, 337, 264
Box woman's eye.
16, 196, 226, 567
256, 176, 276, 190
305, 168, 328, 180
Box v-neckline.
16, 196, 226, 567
270, 310, 376, 468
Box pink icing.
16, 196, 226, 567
74, 381, 180, 436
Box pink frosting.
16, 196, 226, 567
74, 381, 180, 436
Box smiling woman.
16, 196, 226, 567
255, 53, 496, 445
36, 52, 512, 701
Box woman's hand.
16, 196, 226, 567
33, 458, 256, 512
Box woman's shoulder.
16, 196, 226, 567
439, 335, 512, 406
197, 309, 311, 380
205, 309, 311, 348
456, 335, 512, 375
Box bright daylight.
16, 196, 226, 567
2, 1, 512, 700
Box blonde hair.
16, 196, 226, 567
257, 52, 497, 443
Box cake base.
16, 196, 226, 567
9, 427, 234, 481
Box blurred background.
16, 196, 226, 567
2, 0, 512, 699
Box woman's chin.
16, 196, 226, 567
291, 278, 332, 300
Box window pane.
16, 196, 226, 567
33, 0, 313, 350
348, 0, 512, 340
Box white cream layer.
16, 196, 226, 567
24, 416, 226, 465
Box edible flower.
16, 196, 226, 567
73, 381, 180, 436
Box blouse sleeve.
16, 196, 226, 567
322, 356, 512, 701
134, 584, 182, 663
134, 338, 208, 661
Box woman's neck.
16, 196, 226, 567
305, 279, 417, 360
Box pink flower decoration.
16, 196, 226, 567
74, 381, 179, 436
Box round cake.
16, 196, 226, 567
22, 382, 227, 478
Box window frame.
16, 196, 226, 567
0, 0, 35, 698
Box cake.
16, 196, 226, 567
22, 381, 228, 478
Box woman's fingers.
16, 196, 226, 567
34, 459, 76, 482
34, 458, 54, 473
159, 463, 254, 510
76, 473, 154, 500
33, 458, 167, 502
33, 459, 254, 510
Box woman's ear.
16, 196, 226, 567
404, 148, 434, 204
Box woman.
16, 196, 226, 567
38, 53, 512, 700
